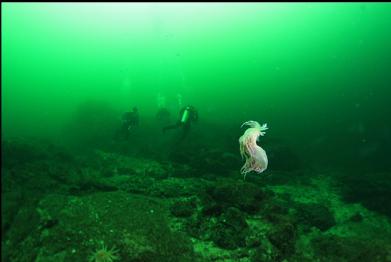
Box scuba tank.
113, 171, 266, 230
181, 107, 190, 123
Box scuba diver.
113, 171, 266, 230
116, 107, 139, 140
156, 107, 171, 125
162, 105, 198, 140
155, 93, 171, 125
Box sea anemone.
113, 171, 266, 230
89, 243, 120, 262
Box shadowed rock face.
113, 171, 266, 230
338, 172, 391, 218
203, 180, 269, 215
294, 203, 336, 232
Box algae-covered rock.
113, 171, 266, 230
150, 177, 209, 198
170, 198, 197, 218
1, 139, 50, 168
312, 234, 391, 262
8, 191, 195, 262
2, 199, 42, 262
267, 221, 297, 260
210, 207, 249, 249
250, 245, 279, 262
204, 180, 268, 215
294, 203, 336, 232
92, 150, 168, 179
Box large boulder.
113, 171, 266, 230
4, 191, 195, 262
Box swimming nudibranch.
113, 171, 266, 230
239, 120, 268, 179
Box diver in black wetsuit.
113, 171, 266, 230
162, 105, 198, 140
116, 107, 139, 140
156, 107, 171, 125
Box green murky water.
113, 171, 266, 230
2, 3, 391, 261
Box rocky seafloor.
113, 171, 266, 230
2, 139, 391, 262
